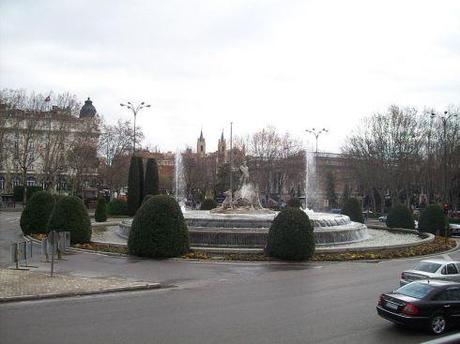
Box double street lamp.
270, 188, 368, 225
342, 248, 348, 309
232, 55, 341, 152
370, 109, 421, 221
305, 128, 328, 154
431, 111, 457, 203
120, 101, 151, 153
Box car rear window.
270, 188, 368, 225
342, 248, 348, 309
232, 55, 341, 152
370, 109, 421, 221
396, 282, 435, 299
414, 261, 442, 273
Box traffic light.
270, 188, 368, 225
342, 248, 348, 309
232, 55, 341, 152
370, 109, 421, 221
443, 203, 449, 215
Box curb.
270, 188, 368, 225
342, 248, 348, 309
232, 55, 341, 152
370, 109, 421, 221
0, 282, 162, 303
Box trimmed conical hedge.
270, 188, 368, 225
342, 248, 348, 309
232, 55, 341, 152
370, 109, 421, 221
20, 191, 55, 235
144, 158, 160, 197
419, 204, 448, 236
128, 195, 189, 258
266, 207, 315, 261
95, 197, 107, 222
341, 198, 364, 223
127, 156, 141, 216
138, 156, 144, 203
386, 204, 414, 229
48, 196, 91, 244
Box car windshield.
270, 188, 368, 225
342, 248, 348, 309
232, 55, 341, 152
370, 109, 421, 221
396, 282, 435, 299
414, 261, 442, 273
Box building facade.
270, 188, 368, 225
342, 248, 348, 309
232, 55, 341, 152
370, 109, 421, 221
0, 98, 100, 198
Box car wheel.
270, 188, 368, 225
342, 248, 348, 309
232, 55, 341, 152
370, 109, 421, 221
430, 314, 446, 335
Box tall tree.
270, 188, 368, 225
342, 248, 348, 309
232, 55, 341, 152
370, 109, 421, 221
144, 158, 160, 196
127, 156, 141, 216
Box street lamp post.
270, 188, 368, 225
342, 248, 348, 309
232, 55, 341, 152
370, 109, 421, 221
431, 111, 457, 203
120, 101, 151, 154
229, 122, 233, 205
305, 128, 328, 154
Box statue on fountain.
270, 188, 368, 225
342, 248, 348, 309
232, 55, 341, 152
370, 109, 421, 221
212, 160, 270, 213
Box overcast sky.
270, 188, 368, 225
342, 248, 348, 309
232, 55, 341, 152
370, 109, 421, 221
1, 0, 459, 153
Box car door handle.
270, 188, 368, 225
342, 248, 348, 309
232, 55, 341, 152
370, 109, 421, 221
444, 304, 451, 308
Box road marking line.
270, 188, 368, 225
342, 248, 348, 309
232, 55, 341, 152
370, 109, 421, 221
442, 254, 453, 261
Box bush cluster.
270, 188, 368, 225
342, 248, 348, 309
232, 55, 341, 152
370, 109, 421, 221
266, 207, 315, 261
386, 204, 414, 229
419, 204, 448, 236
107, 199, 128, 216
128, 195, 189, 258
20, 191, 55, 235
95, 197, 107, 222
201, 198, 217, 210
48, 196, 91, 244
341, 198, 364, 223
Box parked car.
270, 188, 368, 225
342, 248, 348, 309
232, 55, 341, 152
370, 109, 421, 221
376, 280, 460, 335
400, 259, 460, 286
450, 224, 460, 237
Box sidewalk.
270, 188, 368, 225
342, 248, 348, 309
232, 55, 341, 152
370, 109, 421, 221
0, 268, 160, 303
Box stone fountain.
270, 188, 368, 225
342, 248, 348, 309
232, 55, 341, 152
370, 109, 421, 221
182, 161, 370, 248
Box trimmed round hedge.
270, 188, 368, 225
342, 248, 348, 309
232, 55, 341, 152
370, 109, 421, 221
341, 198, 364, 223
419, 204, 447, 236
95, 197, 107, 222
107, 199, 128, 216
266, 207, 315, 261
48, 196, 91, 244
20, 191, 55, 235
128, 195, 190, 258
386, 204, 414, 229
201, 198, 217, 210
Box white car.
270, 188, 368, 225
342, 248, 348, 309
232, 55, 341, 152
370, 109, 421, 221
400, 259, 460, 286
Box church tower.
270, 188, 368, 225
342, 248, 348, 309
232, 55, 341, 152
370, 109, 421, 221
217, 130, 227, 165
197, 130, 206, 157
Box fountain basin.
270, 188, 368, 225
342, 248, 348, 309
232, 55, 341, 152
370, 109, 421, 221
118, 210, 370, 248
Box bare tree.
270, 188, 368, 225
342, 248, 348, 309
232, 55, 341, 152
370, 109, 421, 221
98, 119, 143, 194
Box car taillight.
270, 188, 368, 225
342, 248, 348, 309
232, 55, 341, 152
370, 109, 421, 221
402, 303, 418, 316
377, 294, 384, 306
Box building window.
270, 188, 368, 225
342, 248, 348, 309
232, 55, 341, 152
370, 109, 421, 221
0, 176, 4, 190
26, 176, 35, 187
12, 177, 21, 187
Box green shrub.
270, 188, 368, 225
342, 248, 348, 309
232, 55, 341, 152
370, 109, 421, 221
201, 198, 217, 210
341, 198, 364, 223
20, 191, 55, 235
142, 194, 153, 204
266, 207, 315, 261
419, 204, 448, 236
107, 199, 128, 215
287, 198, 302, 208
127, 156, 141, 216
48, 196, 91, 244
144, 158, 160, 197
94, 197, 107, 222
449, 218, 460, 224
128, 195, 189, 258
386, 204, 415, 229
13, 185, 43, 202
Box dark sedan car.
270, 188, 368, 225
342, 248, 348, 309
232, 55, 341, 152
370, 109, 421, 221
376, 280, 460, 335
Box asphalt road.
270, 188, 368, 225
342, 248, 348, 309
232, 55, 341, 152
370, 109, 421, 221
1, 211, 459, 344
